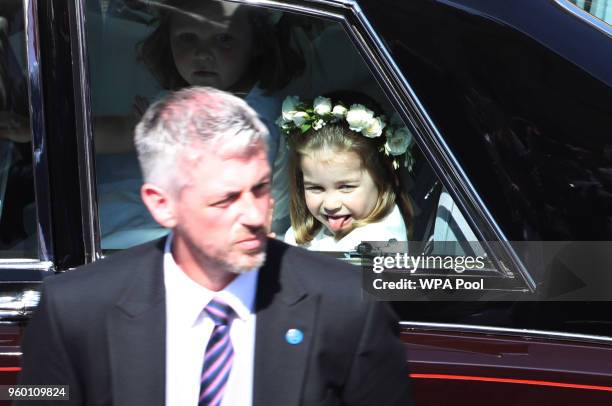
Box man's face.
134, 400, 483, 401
171, 143, 271, 275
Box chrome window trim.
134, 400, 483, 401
401, 321, 612, 345
554, 0, 612, 38
68, 0, 102, 263
231, 0, 350, 17
0, 260, 52, 271
0, 288, 41, 320
238, 0, 534, 290
24, 0, 54, 264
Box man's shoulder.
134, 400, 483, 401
265, 239, 400, 338
42, 238, 164, 302
267, 238, 362, 299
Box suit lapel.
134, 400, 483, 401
253, 240, 319, 406
107, 239, 167, 406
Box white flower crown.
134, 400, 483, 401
276, 95, 415, 171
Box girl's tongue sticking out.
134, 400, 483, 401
326, 215, 353, 233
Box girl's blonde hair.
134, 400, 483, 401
288, 120, 414, 245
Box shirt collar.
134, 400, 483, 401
163, 234, 258, 327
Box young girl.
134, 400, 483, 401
139, 0, 302, 96
279, 93, 415, 251
128, 0, 304, 235
136, 0, 300, 167
96, 0, 305, 249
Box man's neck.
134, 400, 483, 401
171, 237, 237, 291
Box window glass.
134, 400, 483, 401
362, 0, 612, 242
0, 1, 37, 259
568, 0, 612, 25
359, 0, 612, 337
85, 0, 484, 266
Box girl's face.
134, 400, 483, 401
169, 2, 255, 91
301, 149, 379, 236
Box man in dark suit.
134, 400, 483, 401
17, 87, 412, 405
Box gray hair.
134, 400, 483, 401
134, 86, 269, 190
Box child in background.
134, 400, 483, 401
279, 93, 415, 251
134, 0, 303, 236
98, 0, 304, 248
139, 0, 302, 99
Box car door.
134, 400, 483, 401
0, 0, 92, 389
3, 0, 612, 405
356, 0, 612, 404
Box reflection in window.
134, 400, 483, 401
568, 0, 612, 24
86, 0, 478, 259
0, 1, 37, 259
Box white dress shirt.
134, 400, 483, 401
164, 236, 258, 406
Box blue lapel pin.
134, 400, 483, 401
285, 328, 304, 345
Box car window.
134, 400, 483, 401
0, 1, 37, 259
83, 0, 491, 276
360, 0, 612, 337
566, 0, 612, 25
363, 0, 612, 242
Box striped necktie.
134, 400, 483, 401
199, 298, 234, 406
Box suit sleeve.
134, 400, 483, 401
342, 300, 413, 406
14, 282, 83, 405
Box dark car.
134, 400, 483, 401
1, 0, 611, 404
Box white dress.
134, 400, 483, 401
284, 205, 407, 252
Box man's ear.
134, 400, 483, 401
141, 183, 177, 228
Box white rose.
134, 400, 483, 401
282, 96, 300, 121
332, 105, 348, 118
313, 97, 332, 115
346, 104, 374, 132
362, 117, 385, 138
385, 127, 413, 155
292, 111, 309, 127
275, 117, 290, 131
